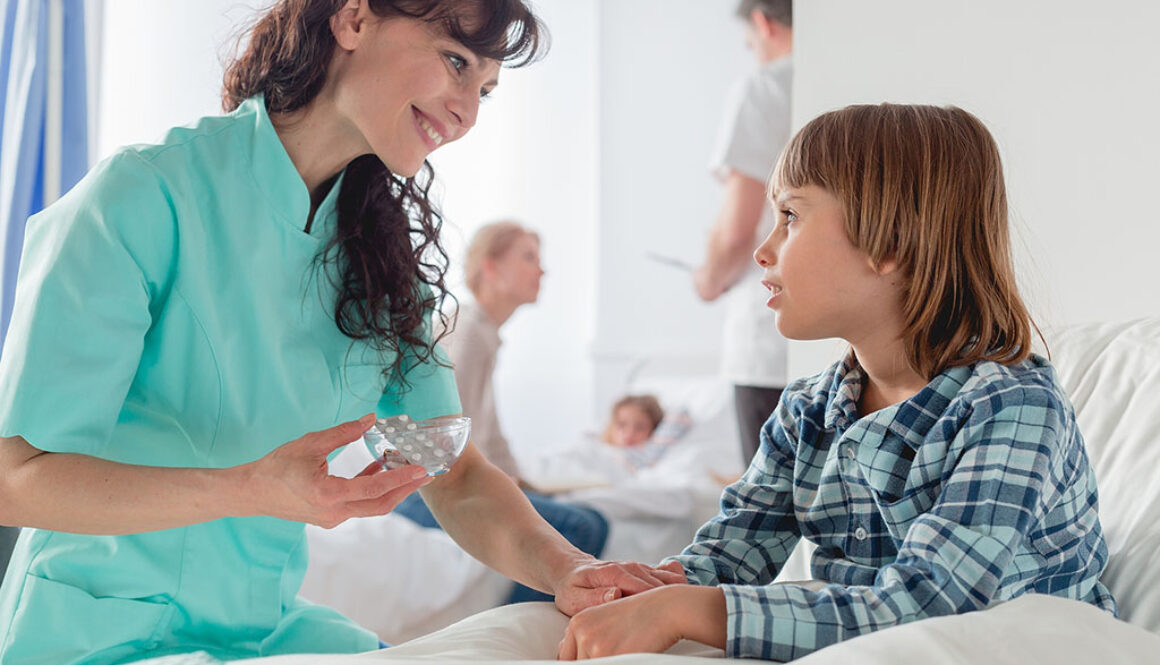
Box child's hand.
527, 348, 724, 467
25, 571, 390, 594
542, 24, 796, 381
557, 586, 682, 660
557, 584, 727, 660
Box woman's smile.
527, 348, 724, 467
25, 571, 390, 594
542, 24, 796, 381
412, 107, 447, 148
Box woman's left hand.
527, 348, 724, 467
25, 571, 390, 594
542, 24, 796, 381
553, 559, 687, 616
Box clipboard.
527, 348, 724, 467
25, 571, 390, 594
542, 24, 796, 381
645, 251, 696, 272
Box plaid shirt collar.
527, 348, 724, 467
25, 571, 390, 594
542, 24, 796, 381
824, 349, 973, 451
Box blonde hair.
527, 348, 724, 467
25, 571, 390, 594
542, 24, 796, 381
771, 103, 1034, 379
602, 395, 665, 443
463, 220, 539, 296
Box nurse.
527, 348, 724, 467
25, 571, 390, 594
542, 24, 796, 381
0, 1, 683, 663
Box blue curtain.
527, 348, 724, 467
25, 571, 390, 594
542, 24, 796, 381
0, 0, 89, 352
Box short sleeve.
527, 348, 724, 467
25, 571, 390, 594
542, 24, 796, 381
378, 308, 462, 422
0, 150, 177, 456
708, 69, 792, 184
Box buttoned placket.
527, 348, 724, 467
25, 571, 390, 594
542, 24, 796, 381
839, 430, 873, 552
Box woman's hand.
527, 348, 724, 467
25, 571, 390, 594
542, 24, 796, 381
239, 413, 432, 528
557, 584, 727, 660
553, 558, 688, 616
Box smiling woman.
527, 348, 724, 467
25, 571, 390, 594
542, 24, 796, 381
0, 1, 679, 663
223, 0, 542, 390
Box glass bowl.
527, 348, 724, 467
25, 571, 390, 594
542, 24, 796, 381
363, 414, 471, 476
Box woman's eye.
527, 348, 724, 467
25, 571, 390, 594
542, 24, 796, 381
446, 53, 467, 72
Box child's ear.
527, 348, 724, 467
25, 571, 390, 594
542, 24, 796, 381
868, 255, 901, 276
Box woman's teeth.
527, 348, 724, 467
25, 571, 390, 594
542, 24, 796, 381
418, 117, 444, 146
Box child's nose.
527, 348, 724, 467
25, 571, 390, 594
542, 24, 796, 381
753, 230, 778, 267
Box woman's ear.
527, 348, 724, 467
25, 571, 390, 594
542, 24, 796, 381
330, 0, 365, 51
479, 257, 499, 283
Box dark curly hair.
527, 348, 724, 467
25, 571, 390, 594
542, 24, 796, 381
222, 0, 545, 387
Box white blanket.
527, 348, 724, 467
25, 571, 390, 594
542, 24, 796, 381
135, 594, 1153, 664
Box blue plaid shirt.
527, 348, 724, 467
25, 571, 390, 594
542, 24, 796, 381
667, 353, 1115, 661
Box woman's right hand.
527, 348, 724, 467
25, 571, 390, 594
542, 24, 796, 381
238, 413, 432, 528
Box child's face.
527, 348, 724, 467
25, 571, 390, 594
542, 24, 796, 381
754, 185, 900, 343
608, 405, 655, 448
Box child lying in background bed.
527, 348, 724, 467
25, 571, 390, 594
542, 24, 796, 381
603, 395, 694, 472
604, 395, 664, 448
523, 395, 694, 493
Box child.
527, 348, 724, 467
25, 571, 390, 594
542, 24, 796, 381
601, 394, 693, 474
602, 395, 665, 448
525, 395, 687, 491
557, 104, 1115, 661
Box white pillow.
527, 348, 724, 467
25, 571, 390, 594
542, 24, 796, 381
1047, 317, 1160, 634
626, 371, 742, 477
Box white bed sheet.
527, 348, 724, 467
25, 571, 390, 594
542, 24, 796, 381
142, 593, 1159, 665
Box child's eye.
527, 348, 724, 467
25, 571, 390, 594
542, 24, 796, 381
780, 210, 798, 225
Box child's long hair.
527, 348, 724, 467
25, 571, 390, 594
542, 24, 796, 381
771, 104, 1034, 379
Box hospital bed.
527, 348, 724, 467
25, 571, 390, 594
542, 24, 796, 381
128, 317, 1160, 663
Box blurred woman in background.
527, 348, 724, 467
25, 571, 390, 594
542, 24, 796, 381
397, 220, 611, 604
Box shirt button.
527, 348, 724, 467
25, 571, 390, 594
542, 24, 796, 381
846, 447, 857, 460
854, 527, 868, 541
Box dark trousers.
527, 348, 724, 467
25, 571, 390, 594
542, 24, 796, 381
733, 385, 784, 467
394, 490, 609, 604
0, 527, 19, 585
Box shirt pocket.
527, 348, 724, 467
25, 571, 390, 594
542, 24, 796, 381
4, 574, 173, 663
872, 481, 942, 539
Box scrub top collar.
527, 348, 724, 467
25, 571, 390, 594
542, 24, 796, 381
239, 94, 344, 242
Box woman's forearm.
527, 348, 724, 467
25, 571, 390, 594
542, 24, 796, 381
0, 435, 245, 534
421, 444, 586, 594
0, 415, 426, 534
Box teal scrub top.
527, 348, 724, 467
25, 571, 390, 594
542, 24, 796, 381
0, 96, 461, 664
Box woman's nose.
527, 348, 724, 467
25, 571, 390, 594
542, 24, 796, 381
447, 92, 480, 132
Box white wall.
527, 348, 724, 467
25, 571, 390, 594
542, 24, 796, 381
591, 0, 750, 419
440, 0, 747, 453
97, 0, 264, 157
789, 0, 1160, 377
